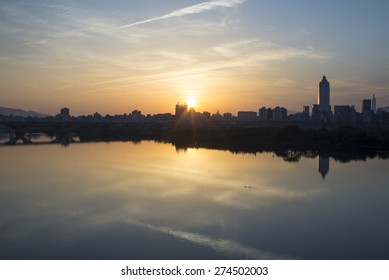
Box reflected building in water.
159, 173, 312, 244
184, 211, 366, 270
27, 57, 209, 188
318, 156, 329, 179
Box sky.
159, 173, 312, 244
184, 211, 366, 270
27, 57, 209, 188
1, 0, 389, 116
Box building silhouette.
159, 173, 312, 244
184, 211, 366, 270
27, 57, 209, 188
372, 94, 377, 114
361, 99, 374, 123
258, 107, 287, 121
131, 110, 143, 121
60, 107, 70, 116
175, 103, 188, 117
312, 76, 331, 121
333, 105, 357, 122
362, 99, 372, 113
237, 111, 257, 121
302, 106, 310, 119
273, 107, 287, 121
318, 75, 330, 113
223, 112, 233, 120
56, 107, 71, 121
258, 107, 267, 120
318, 156, 329, 179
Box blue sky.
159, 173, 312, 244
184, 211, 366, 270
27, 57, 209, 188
0, 0, 388, 115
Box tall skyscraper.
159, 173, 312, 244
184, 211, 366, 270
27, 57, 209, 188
318, 75, 330, 113
372, 94, 377, 114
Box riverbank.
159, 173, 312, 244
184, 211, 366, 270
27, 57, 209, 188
2, 122, 389, 162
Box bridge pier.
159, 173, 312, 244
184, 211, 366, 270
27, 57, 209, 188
5, 131, 33, 145
51, 132, 77, 147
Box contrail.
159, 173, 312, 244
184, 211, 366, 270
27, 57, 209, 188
121, 0, 247, 28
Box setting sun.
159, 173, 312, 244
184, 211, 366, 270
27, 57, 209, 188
187, 98, 197, 108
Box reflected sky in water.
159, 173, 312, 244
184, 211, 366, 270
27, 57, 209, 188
0, 141, 388, 259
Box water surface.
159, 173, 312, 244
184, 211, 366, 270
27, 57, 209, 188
0, 141, 388, 259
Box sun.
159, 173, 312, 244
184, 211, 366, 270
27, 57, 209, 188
187, 98, 197, 108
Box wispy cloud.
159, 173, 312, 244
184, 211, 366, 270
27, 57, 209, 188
210, 40, 335, 62
121, 0, 246, 28
126, 219, 295, 259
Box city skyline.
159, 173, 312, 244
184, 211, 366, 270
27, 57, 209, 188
1, 0, 389, 115
2, 75, 385, 120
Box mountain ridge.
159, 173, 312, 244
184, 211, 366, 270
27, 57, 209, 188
0, 107, 50, 118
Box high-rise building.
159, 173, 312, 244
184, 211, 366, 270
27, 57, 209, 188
334, 105, 357, 122
266, 108, 273, 120
372, 94, 377, 114
311, 104, 321, 121
318, 75, 330, 113
131, 110, 143, 121
273, 107, 287, 121
258, 107, 267, 120
56, 107, 71, 121
302, 106, 310, 119
362, 99, 372, 113
361, 99, 374, 123
60, 107, 70, 117
175, 103, 188, 117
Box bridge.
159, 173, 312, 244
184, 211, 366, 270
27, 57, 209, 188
0, 122, 84, 146
0, 120, 174, 146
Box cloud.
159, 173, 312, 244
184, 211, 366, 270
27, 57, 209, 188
126, 219, 294, 259
121, 0, 246, 28
210, 40, 335, 62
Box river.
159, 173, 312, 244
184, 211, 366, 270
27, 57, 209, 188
0, 140, 388, 259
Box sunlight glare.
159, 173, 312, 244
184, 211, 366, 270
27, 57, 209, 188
187, 97, 197, 108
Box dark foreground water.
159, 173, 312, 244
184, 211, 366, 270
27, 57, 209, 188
0, 141, 388, 260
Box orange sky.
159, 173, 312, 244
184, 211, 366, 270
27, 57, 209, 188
1, 1, 388, 116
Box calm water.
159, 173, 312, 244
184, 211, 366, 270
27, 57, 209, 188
0, 141, 388, 260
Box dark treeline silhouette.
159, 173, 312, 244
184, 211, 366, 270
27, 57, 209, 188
166, 125, 389, 162
1, 122, 389, 162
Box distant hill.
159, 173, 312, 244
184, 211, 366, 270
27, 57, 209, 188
0, 107, 50, 118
